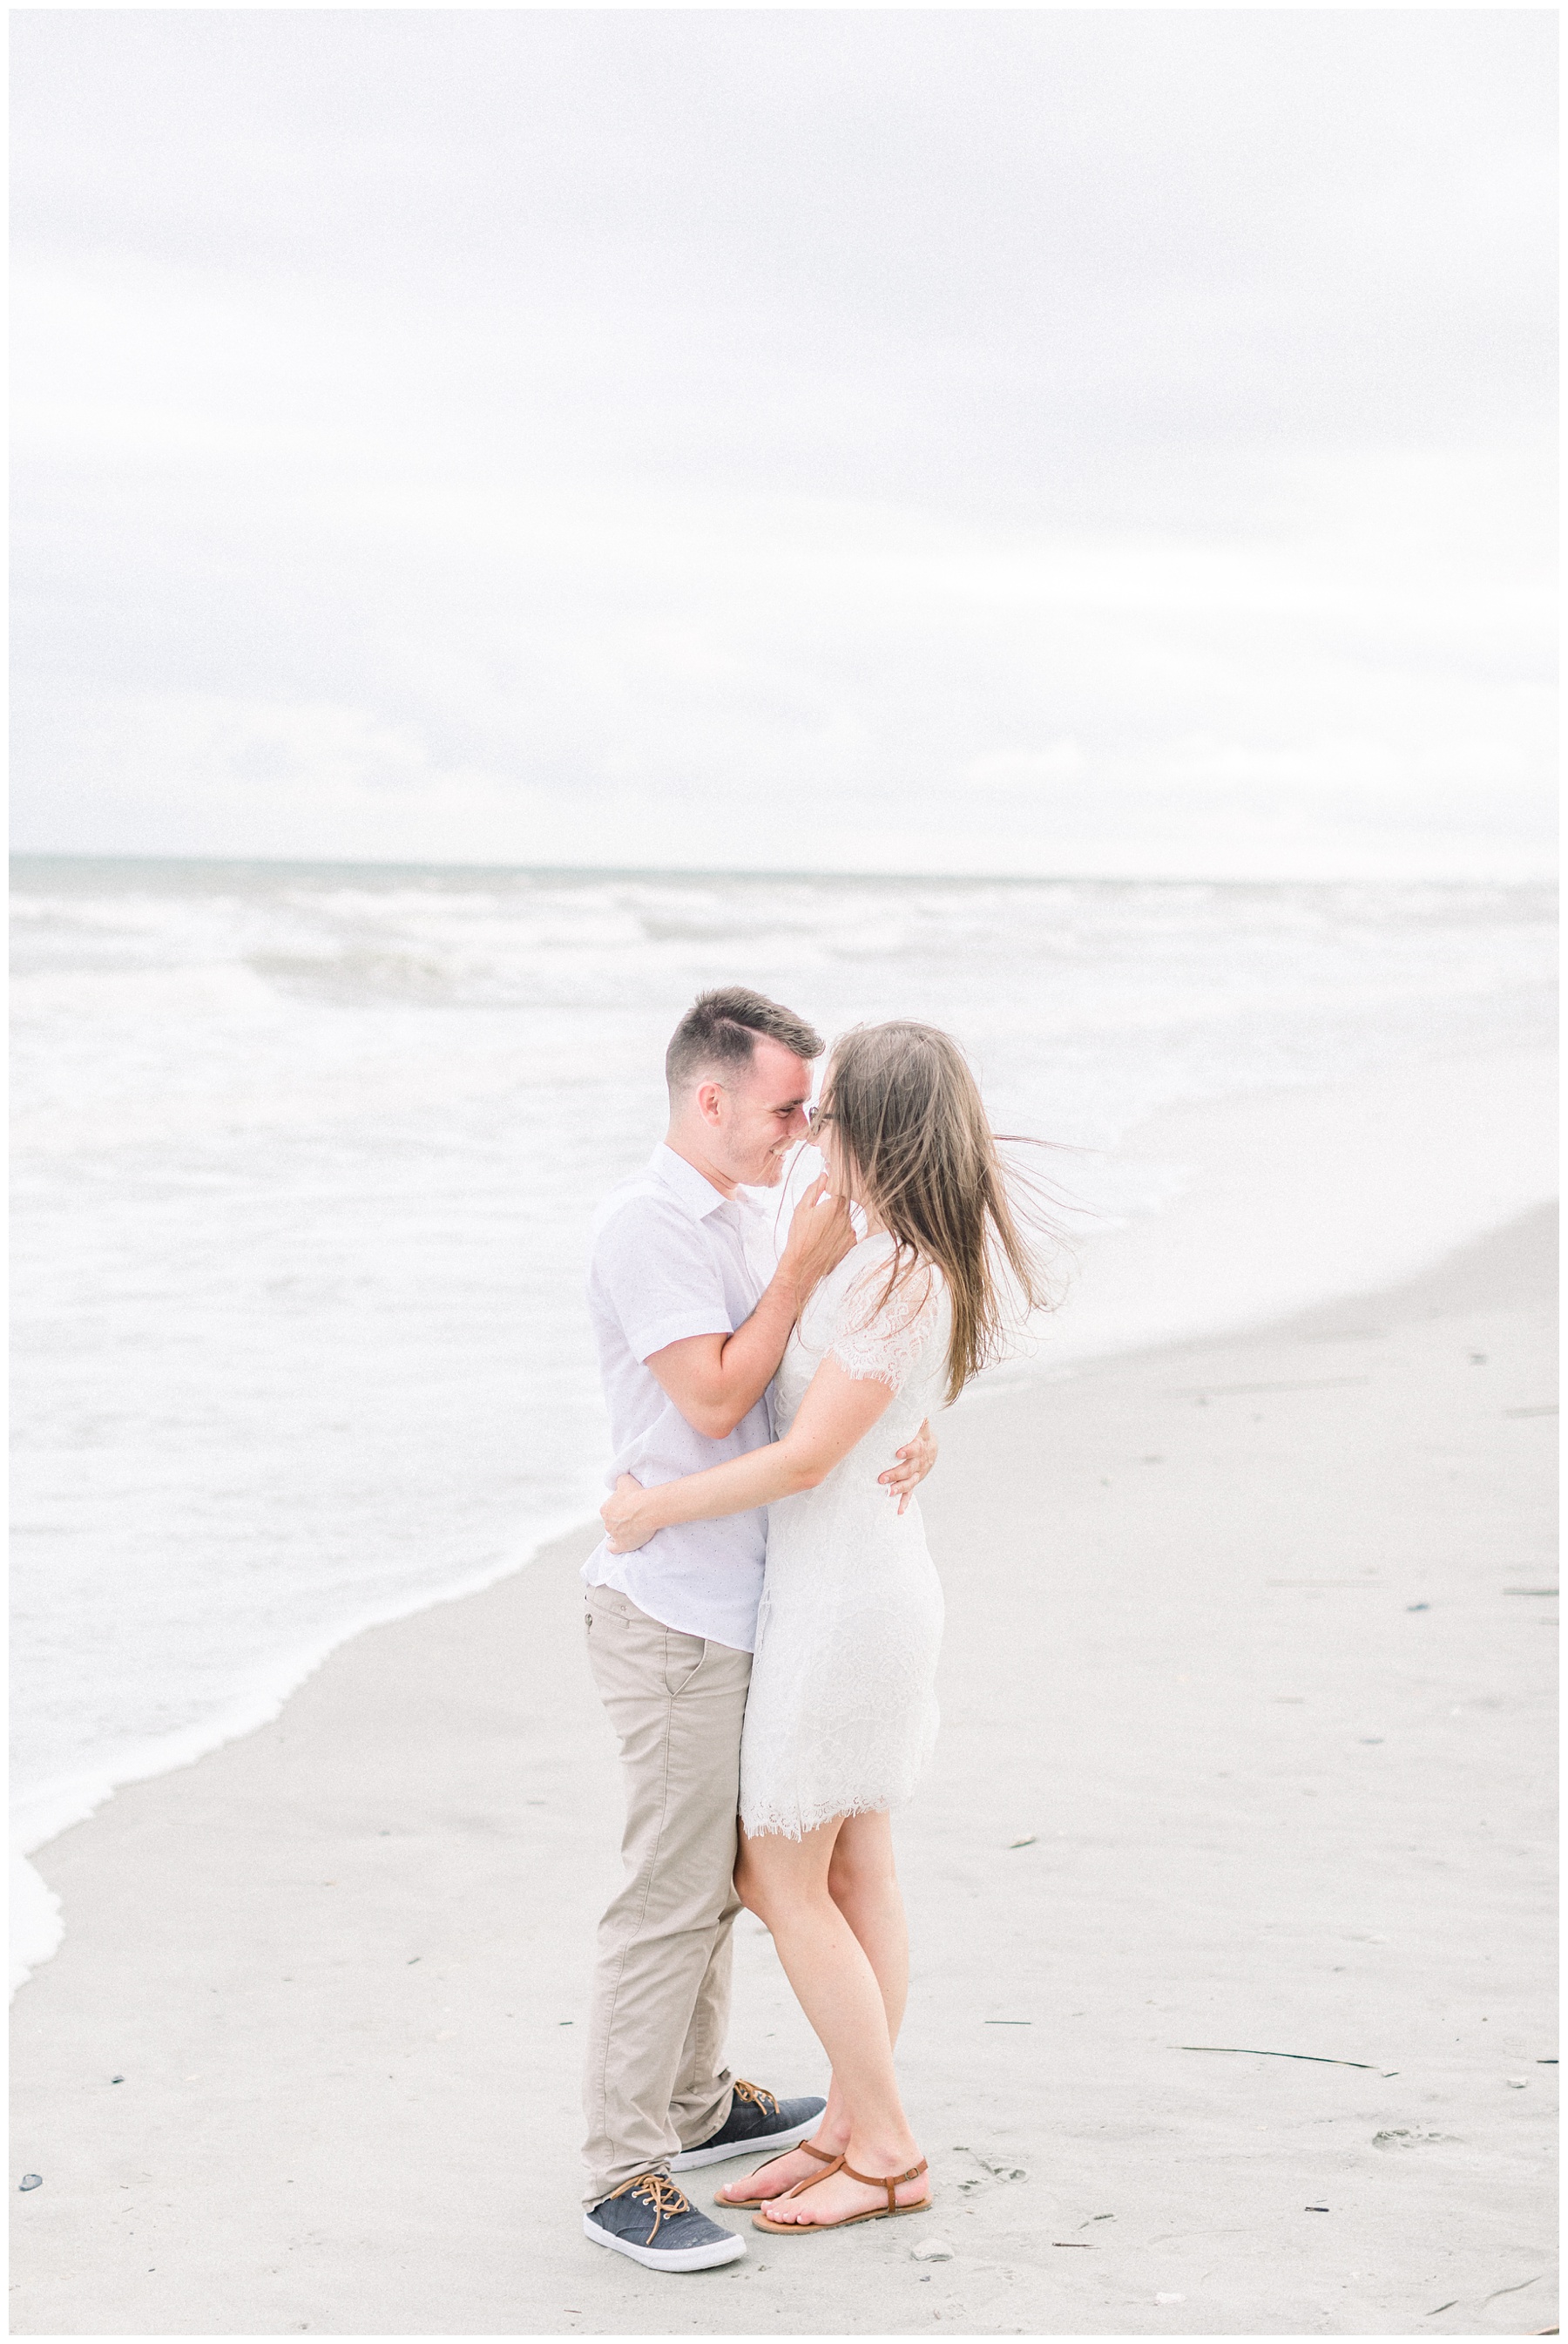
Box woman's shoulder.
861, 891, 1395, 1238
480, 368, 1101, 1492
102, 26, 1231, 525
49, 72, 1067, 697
842, 1233, 943, 1306
799, 1234, 890, 1327
819, 1237, 946, 1389
802, 1233, 944, 1323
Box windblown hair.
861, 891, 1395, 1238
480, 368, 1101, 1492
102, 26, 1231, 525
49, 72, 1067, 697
821, 1021, 1058, 1406
665, 986, 824, 1096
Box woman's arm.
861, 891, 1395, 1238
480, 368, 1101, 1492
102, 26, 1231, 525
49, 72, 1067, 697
600, 1358, 897, 1554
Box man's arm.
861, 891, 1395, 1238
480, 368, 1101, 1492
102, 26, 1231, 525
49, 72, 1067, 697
645, 1176, 854, 1440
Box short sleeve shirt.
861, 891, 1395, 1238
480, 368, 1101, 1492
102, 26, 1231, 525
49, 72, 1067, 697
583, 1145, 776, 1652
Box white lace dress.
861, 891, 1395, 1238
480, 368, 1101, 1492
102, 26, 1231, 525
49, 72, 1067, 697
740, 1233, 950, 1841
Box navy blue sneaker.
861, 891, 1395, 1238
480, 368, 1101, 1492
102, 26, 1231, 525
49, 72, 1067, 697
584, 2172, 746, 2271
670, 2078, 828, 2173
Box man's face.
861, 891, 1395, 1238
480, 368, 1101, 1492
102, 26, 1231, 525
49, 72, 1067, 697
712, 1037, 814, 1187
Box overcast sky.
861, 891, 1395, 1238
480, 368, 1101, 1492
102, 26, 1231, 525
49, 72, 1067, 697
10, 9, 1557, 879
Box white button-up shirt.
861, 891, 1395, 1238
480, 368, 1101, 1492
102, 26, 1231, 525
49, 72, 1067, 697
583, 1144, 778, 1652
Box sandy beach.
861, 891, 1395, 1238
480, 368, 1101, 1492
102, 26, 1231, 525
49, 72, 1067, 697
10, 1205, 1557, 2338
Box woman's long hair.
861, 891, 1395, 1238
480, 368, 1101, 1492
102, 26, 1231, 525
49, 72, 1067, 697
821, 1021, 1059, 1406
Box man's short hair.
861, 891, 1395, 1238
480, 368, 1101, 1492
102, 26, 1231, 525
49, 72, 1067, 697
665, 986, 824, 1096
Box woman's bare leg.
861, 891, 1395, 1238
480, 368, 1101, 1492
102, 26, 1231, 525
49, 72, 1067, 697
828, 1811, 909, 2040
799, 1814, 911, 2164
716, 1810, 912, 2204
717, 1816, 925, 2225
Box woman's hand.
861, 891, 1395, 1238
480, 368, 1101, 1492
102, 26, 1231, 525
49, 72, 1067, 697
601, 1472, 659, 1555
877, 1418, 937, 1515
779, 1174, 856, 1299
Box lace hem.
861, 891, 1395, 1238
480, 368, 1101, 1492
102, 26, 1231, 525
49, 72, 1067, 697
740, 1791, 900, 1843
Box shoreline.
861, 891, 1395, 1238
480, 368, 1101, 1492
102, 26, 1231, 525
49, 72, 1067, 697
10, 1202, 1557, 2335
9, 1501, 597, 1995
12, 1037, 1556, 1995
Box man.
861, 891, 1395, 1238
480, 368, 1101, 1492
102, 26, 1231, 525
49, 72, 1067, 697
580, 986, 936, 2272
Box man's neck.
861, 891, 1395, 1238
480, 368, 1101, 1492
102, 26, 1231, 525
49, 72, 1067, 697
662, 1128, 740, 1200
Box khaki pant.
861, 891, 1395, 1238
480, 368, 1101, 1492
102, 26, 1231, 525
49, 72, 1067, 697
581, 1584, 754, 2207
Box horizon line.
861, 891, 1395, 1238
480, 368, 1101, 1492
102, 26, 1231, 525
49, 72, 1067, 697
7, 850, 1558, 893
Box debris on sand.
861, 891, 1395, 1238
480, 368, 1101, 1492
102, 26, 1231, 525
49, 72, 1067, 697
1179, 2043, 1377, 2070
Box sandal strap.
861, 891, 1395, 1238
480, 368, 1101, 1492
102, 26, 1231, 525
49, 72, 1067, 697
783, 2153, 844, 2197
737, 2137, 839, 2198
840, 2156, 929, 2212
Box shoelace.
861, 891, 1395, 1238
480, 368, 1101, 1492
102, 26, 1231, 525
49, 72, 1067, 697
605, 2171, 693, 2241
732, 2078, 781, 2118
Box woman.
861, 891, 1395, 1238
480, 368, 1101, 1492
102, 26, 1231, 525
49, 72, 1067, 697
600, 1020, 1049, 2236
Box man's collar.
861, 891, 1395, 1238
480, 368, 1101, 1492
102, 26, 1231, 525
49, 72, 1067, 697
650, 1142, 733, 1222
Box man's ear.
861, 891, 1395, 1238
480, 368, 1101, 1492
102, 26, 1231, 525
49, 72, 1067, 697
693, 1078, 725, 1126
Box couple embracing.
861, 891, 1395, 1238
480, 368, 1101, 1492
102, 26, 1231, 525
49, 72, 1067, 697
580, 986, 1045, 2272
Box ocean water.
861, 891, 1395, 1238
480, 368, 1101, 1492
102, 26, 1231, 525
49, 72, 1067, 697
9, 859, 1558, 1978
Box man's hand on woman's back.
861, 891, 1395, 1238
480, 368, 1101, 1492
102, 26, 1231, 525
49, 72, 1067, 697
879, 1418, 938, 1514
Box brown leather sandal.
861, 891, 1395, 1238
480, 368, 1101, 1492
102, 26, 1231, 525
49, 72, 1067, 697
752, 2153, 931, 2233
715, 2138, 839, 2207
